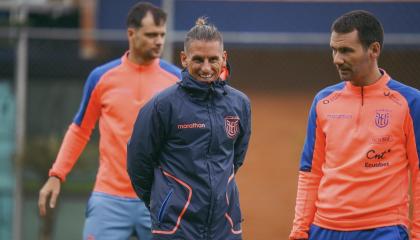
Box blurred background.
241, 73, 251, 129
1, 0, 420, 239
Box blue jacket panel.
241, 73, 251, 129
127, 70, 251, 240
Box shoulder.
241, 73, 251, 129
90, 58, 122, 80
314, 82, 346, 104
387, 79, 420, 115
159, 59, 182, 79
225, 85, 250, 104
387, 79, 420, 101
86, 58, 122, 87
150, 83, 182, 108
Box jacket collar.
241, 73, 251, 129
179, 69, 227, 100
346, 69, 391, 94
121, 51, 160, 71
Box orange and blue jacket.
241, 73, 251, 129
48, 52, 181, 198
290, 70, 420, 239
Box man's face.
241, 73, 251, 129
181, 40, 227, 83
128, 12, 166, 63
330, 30, 377, 85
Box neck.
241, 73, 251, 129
127, 52, 155, 65
351, 67, 382, 87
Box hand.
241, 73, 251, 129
38, 176, 61, 216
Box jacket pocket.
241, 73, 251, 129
157, 188, 174, 223
152, 169, 193, 235
225, 172, 243, 235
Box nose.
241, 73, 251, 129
333, 52, 344, 65
201, 60, 211, 73
156, 35, 164, 46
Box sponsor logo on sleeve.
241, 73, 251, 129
384, 90, 402, 106
225, 116, 240, 139
322, 92, 342, 105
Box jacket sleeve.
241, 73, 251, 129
290, 97, 325, 240
233, 99, 251, 173
406, 94, 420, 240
127, 98, 164, 206
48, 70, 102, 181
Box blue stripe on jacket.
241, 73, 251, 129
388, 79, 420, 168
300, 82, 345, 172
73, 59, 122, 125
159, 59, 182, 79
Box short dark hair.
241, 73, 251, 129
184, 17, 223, 51
126, 2, 167, 28
331, 10, 384, 49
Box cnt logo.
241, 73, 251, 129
365, 148, 391, 168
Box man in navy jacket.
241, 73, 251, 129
127, 17, 251, 240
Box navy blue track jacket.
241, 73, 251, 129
127, 70, 251, 240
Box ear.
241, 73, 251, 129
222, 51, 227, 67
369, 42, 381, 59
180, 51, 188, 68
127, 28, 135, 39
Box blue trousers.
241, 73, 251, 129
309, 224, 408, 240
83, 192, 152, 240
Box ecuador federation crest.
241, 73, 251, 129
375, 110, 390, 128
225, 116, 240, 139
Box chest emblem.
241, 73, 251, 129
375, 109, 390, 128
225, 116, 240, 139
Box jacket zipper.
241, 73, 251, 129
361, 86, 364, 106
356, 86, 364, 132
205, 90, 217, 240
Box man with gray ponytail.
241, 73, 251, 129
128, 17, 252, 239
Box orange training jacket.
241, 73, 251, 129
290, 70, 420, 239
48, 52, 180, 198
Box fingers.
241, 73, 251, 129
49, 190, 59, 209
38, 177, 61, 217
38, 188, 49, 217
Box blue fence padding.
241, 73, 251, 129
97, 0, 162, 29
175, 1, 420, 33
97, 1, 420, 34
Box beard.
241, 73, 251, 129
338, 68, 353, 81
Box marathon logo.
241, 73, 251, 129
384, 91, 402, 106
322, 92, 342, 105
327, 113, 352, 119
177, 122, 206, 129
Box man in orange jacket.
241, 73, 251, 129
38, 2, 180, 239
290, 10, 420, 240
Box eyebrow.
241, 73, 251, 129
191, 55, 220, 60
191, 56, 203, 61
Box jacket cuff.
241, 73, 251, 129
48, 169, 65, 182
